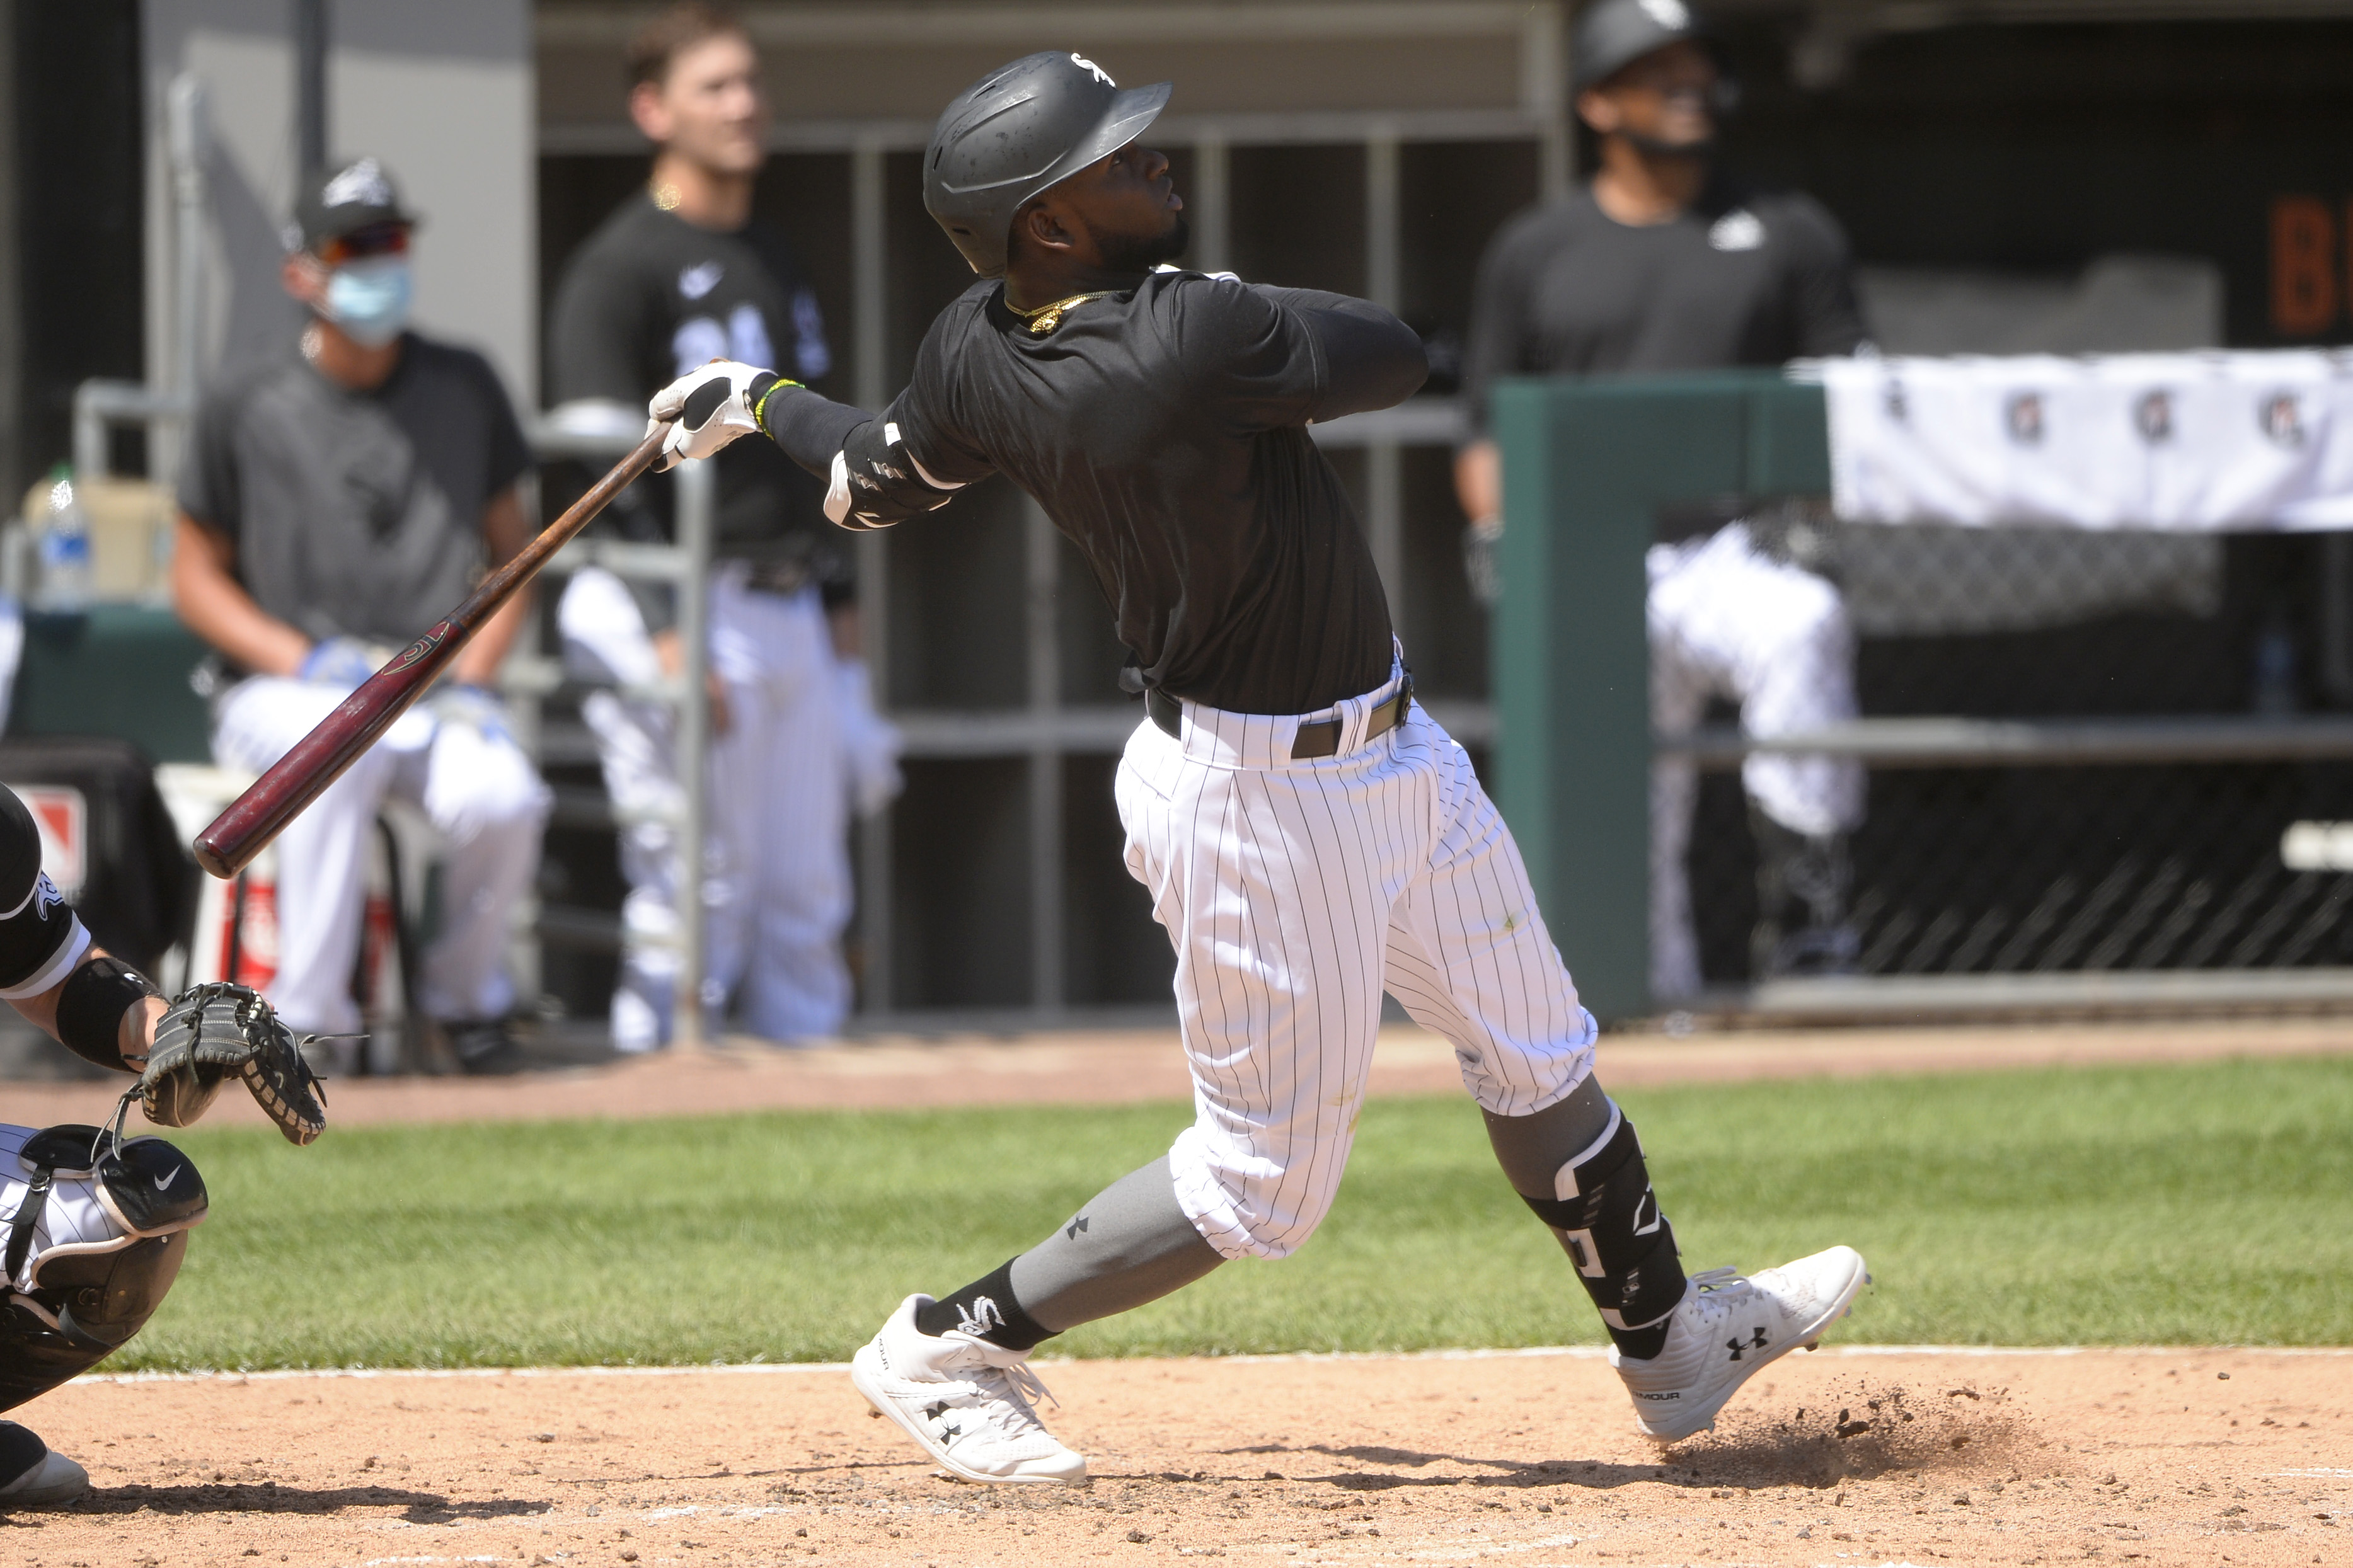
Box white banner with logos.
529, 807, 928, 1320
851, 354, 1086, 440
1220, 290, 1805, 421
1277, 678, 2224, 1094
1822, 352, 2353, 530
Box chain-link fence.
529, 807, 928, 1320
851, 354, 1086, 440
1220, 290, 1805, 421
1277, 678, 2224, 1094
1679, 514, 2353, 990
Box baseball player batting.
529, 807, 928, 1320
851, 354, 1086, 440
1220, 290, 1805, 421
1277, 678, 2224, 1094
648, 50, 1868, 1484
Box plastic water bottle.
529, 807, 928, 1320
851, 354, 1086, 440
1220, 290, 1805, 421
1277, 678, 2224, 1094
40, 464, 91, 610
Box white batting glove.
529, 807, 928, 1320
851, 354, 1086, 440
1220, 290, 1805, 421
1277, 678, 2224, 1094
646, 360, 774, 472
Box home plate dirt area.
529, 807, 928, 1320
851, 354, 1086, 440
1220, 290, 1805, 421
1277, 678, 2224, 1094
12, 1345, 2350, 1567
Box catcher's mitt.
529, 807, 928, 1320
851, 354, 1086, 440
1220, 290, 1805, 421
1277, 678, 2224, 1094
141, 981, 326, 1145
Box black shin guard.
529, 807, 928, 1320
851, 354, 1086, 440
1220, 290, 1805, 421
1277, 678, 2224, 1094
1519, 1106, 1687, 1358
912, 1259, 1057, 1352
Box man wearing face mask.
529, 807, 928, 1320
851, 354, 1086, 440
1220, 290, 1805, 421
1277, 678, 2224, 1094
1456, 0, 1870, 1002
171, 157, 552, 1074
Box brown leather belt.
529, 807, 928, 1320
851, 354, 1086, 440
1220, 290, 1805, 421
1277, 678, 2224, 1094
1149, 677, 1413, 760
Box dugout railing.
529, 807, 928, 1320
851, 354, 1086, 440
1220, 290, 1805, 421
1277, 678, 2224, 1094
1494, 367, 2353, 1024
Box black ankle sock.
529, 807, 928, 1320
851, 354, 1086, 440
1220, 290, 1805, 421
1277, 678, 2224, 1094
0, 1422, 46, 1489
1609, 1314, 1672, 1360
912, 1259, 1057, 1352
1517, 1108, 1688, 1360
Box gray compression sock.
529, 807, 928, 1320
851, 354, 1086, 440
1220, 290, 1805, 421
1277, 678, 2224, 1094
1481, 1074, 1616, 1195
1006, 1157, 1226, 1333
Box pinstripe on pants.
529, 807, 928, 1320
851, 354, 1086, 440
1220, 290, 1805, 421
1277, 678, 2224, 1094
1116, 657, 1599, 1260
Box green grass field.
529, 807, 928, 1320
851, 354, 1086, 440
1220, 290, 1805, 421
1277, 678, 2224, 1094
104, 1054, 2353, 1371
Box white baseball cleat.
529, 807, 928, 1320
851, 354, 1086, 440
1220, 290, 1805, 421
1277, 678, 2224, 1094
850, 1294, 1088, 1485
1611, 1245, 1870, 1445
0, 1423, 89, 1509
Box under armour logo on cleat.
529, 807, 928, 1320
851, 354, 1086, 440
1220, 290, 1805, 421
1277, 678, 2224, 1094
1066, 1215, 1090, 1242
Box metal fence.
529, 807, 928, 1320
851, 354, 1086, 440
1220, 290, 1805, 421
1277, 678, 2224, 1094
1671, 515, 2353, 1014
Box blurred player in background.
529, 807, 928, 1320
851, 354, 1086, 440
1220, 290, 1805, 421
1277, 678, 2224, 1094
1457, 0, 1870, 999
546, 1, 899, 1050
171, 158, 551, 1073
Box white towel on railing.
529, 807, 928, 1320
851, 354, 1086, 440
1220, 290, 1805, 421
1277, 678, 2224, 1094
1821, 351, 2353, 530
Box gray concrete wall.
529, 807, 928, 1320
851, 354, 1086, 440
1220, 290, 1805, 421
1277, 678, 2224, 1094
142, 0, 535, 476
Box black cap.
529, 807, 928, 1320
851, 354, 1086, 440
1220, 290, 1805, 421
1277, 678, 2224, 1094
285, 156, 417, 253
1572, 0, 1710, 94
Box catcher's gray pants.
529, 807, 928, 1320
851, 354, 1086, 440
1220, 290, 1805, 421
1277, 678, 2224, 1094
1649, 525, 1867, 1000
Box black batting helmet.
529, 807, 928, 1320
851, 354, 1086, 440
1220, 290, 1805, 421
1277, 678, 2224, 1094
923, 50, 1172, 278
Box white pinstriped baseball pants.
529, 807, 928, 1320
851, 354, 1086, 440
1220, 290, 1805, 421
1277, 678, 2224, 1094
1116, 659, 1599, 1261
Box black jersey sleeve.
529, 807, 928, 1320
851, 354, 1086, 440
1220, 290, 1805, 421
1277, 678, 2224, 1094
176, 377, 246, 539
0, 785, 89, 1000
1459, 207, 1550, 440
1250, 287, 1428, 421
751, 306, 995, 532
1778, 194, 1870, 357
1166, 277, 1424, 432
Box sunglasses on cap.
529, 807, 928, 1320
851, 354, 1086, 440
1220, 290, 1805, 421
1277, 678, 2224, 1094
314, 222, 411, 265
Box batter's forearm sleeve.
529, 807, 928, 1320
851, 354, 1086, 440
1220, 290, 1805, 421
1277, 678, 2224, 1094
752, 377, 965, 532
1253, 287, 1430, 422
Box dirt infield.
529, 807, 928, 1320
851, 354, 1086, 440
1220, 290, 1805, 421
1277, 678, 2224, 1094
10, 1346, 2347, 1565
9, 1014, 2353, 1131
8, 1022, 2350, 1562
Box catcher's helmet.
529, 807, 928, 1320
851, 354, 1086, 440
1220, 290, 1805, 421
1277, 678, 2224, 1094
1572, 0, 1713, 94
923, 50, 1172, 278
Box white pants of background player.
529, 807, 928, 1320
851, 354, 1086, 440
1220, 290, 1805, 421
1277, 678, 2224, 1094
1117, 656, 1597, 1257
1647, 523, 1867, 1001
212, 677, 552, 1036
558, 564, 898, 1048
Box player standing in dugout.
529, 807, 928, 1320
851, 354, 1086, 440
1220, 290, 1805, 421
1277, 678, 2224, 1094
645, 50, 1869, 1482
1458, 0, 1872, 1002
546, 1, 899, 1051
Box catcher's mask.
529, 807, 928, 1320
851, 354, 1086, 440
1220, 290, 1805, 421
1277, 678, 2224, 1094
923, 50, 1172, 278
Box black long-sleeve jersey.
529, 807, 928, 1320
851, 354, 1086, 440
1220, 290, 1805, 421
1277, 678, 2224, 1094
751, 270, 1427, 716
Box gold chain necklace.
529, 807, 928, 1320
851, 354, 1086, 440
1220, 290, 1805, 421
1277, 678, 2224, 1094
1006, 289, 1113, 336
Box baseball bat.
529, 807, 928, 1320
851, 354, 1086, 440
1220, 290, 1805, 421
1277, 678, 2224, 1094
192, 424, 671, 879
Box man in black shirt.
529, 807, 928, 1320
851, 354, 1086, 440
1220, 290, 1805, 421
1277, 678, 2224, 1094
1458, 0, 1871, 999
545, 1, 896, 1049
652, 50, 1865, 1480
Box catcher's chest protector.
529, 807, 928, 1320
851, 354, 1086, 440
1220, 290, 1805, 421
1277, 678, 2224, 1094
0, 1122, 207, 1412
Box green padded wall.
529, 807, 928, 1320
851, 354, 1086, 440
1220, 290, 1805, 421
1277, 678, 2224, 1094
8, 607, 214, 764
1490, 372, 1830, 1022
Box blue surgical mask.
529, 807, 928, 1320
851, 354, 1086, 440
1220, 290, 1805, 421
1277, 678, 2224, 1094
324, 256, 412, 348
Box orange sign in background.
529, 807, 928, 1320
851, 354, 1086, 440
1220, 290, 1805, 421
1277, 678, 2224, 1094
2272, 194, 2352, 336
